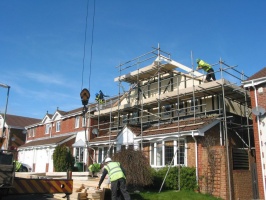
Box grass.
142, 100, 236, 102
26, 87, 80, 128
130, 190, 222, 200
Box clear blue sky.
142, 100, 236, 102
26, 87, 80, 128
0, 0, 265, 119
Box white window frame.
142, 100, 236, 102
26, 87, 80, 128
82, 116, 87, 127
150, 139, 186, 167
45, 124, 51, 135
32, 128, 35, 137
75, 116, 80, 128
56, 121, 61, 132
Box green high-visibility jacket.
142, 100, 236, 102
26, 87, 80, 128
198, 60, 212, 72
15, 161, 22, 171
104, 162, 125, 182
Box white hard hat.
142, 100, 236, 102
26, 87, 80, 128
105, 157, 112, 163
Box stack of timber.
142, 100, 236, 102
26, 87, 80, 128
54, 184, 105, 200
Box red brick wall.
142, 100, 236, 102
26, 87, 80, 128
197, 144, 228, 199
31, 115, 87, 139
232, 170, 253, 199
250, 85, 266, 199
193, 124, 254, 200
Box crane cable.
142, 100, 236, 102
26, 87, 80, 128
81, 0, 96, 91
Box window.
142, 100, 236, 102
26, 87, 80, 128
75, 116, 80, 128
98, 148, 103, 163
130, 112, 138, 124
176, 102, 185, 115
109, 146, 116, 158
75, 147, 84, 162
122, 114, 127, 125
190, 98, 198, 111
150, 145, 154, 165
32, 128, 35, 137
82, 116, 87, 128
156, 142, 163, 166
165, 141, 174, 165
45, 124, 51, 134
28, 130, 32, 138
29, 128, 35, 138
163, 105, 171, 118
56, 121, 61, 132
151, 140, 185, 167
178, 141, 185, 164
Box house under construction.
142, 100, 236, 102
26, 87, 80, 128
86, 47, 255, 200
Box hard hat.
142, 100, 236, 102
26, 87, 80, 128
105, 157, 112, 163
196, 58, 200, 63
95, 93, 99, 96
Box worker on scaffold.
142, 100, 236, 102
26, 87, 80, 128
196, 58, 216, 82
95, 90, 108, 104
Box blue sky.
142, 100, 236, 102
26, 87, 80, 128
0, 0, 265, 119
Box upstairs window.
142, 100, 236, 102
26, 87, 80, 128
45, 124, 51, 134
130, 112, 138, 124
32, 128, 35, 137
56, 121, 61, 132
122, 114, 128, 125
82, 116, 87, 128
176, 102, 185, 115
75, 116, 80, 128
163, 105, 172, 118
190, 98, 198, 111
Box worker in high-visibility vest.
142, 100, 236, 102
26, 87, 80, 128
196, 58, 216, 82
95, 90, 108, 104
97, 157, 131, 200
15, 161, 22, 171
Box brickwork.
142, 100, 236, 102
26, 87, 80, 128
191, 124, 254, 200
250, 85, 266, 199
232, 170, 253, 200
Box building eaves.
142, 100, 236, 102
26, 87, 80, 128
0, 113, 41, 128
19, 134, 75, 148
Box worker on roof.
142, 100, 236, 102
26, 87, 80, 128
95, 90, 108, 104
196, 58, 216, 82
97, 157, 131, 200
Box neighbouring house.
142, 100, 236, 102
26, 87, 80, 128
242, 67, 266, 200
0, 113, 41, 159
18, 48, 255, 199
18, 107, 94, 173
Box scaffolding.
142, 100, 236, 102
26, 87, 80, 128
88, 47, 251, 143
87, 47, 252, 199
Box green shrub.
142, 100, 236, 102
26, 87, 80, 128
53, 145, 75, 172
89, 163, 101, 173
180, 167, 197, 191
150, 166, 197, 191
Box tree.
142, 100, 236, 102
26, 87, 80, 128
53, 145, 75, 172
112, 148, 153, 190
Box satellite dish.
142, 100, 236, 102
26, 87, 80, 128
252, 106, 265, 116
92, 128, 98, 136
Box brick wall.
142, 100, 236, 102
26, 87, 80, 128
232, 170, 253, 199
193, 124, 254, 200
250, 85, 266, 199
197, 144, 228, 199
